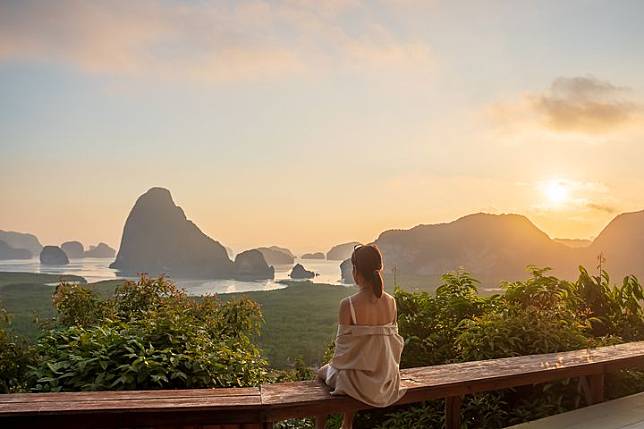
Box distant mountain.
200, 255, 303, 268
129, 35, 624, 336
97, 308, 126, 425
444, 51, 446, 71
554, 238, 592, 248
0, 240, 32, 260
588, 210, 644, 280
375, 213, 579, 285
326, 242, 361, 261
301, 252, 325, 260
110, 187, 271, 280
61, 241, 85, 259
257, 246, 295, 265
84, 242, 116, 258
0, 230, 42, 256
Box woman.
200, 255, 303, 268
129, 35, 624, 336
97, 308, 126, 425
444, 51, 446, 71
318, 244, 406, 429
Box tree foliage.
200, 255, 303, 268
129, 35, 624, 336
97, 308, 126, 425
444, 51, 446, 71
28, 275, 268, 392
374, 266, 644, 428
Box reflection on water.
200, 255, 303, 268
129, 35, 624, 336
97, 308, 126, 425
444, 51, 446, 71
0, 257, 344, 295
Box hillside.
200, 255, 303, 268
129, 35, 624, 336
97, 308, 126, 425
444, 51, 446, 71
588, 210, 644, 280
375, 213, 579, 285
0, 230, 42, 256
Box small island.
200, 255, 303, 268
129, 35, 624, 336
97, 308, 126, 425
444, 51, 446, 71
300, 252, 325, 260
289, 263, 316, 279
40, 246, 70, 265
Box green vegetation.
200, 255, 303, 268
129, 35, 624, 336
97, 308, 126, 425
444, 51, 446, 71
223, 281, 356, 368
0, 268, 642, 428
0, 272, 118, 338
368, 266, 644, 428
0, 275, 268, 393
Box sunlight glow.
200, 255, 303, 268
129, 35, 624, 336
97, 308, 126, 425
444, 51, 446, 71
542, 179, 569, 206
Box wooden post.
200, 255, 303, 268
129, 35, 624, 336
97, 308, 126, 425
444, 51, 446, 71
445, 395, 463, 429
588, 373, 605, 404
315, 414, 328, 429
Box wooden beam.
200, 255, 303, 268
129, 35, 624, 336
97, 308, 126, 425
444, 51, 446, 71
315, 414, 328, 429
588, 373, 605, 404
445, 395, 463, 429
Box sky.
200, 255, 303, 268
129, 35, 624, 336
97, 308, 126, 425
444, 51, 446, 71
1, 0, 644, 255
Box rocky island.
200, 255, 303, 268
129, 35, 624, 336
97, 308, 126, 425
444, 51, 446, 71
40, 245, 70, 265
61, 241, 85, 259
84, 242, 116, 258
110, 187, 272, 280
234, 249, 275, 280
0, 230, 42, 256
301, 252, 325, 260
256, 246, 295, 265
326, 241, 361, 261
289, 263, 316, 279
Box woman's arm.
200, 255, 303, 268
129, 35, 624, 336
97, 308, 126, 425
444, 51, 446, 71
338, 298, 352, 325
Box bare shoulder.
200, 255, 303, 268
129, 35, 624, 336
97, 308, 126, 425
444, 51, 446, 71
382, 291, 396, 304
339, 296, 350, 309
337, 297, 352, 324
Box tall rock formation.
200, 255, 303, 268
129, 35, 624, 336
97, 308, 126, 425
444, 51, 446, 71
110, 188, 234, 278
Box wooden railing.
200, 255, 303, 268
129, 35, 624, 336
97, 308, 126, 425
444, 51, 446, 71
2, 341, 644, 429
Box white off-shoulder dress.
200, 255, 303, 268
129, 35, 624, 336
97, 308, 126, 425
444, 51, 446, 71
317, 296, 406, 407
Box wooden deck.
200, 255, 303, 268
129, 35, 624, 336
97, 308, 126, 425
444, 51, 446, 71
506, 391, 644, 429
2, 341, 644, 429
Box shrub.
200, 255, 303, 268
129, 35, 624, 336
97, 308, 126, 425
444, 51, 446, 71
29, 275, 268, 392
53, 282, 112, 327
0, 305, 36, 393
375, 266, 644, 429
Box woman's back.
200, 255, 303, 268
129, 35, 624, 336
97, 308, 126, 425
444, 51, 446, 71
341, 291, 396, 326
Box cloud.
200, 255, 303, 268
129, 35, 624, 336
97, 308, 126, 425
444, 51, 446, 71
586, 202, 616, 213
532, 76, 640, 133
488, 76, 642, 136
0, 0, 434, 83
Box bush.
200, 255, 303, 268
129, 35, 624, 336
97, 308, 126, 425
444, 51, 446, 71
0, 305, 36, 393
29, 275, 268, 392
53, 282, 112, 327
371, 266, 644, 429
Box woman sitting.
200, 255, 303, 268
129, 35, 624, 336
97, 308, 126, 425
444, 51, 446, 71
318, 244, 406, 429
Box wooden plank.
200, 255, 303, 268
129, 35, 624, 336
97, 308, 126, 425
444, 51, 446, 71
505, 392, 644, 428
0, 394, 262, 415
1, 342, 643, 428
0, 387, 259, 404
260, 342, 644, 420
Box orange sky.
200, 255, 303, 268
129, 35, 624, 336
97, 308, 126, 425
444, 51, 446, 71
1, 1, 644, 254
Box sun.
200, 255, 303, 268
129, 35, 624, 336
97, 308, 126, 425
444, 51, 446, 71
542, 179, 569, 205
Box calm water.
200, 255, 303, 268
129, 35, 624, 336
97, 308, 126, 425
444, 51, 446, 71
0, 257, 345, 295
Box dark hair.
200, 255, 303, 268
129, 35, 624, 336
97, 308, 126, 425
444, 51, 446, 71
351, 244, 384, 298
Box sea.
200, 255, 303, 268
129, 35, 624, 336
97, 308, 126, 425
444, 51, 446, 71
0, 257, 346, 295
